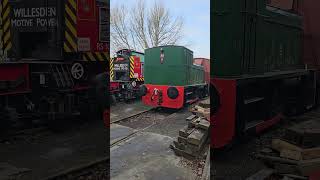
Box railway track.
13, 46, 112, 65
110, 107, 180, 147
0, 114, 102, 144
110, 107, 155, 124
40, 102, 205, 180
1, 107, 185, 180
0, 118, 109, 180
42, 157, 109, 180
110, 109, 155, 148
0, 127, 50, 144
41, 107, 180, 180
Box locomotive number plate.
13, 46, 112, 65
78, 38, 91, 51
114, 64, 129, 71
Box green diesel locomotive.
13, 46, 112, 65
211, 0, 316, 148
140, 46, 208, 109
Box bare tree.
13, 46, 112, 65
110, 5, 133, 51
110, 0, 184, 54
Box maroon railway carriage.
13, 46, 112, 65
0, 0, 109, 130
194, 58, 210, 84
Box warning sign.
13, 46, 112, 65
78, 38, 91, 51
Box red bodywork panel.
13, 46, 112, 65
142, 85, 184, 109
309, 170, 320, 180
0, 63, 30, 95
78, 0, 96, 19
256, 114, 283, 133
77, 0, 108, 52
194, 58, 210, 84
133, 56, 143, 79
211, 78, 237, 148
110, 81, 120, 92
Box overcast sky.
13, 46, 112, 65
110, 0, 210, 59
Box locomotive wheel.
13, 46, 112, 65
124, 91, 134, 103
139, 85, 147, 97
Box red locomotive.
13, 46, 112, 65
110, 49, 144, 103
0, 0, 109, 131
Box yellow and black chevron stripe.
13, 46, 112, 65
129, 56, 135, 78
136, 77, 144, 81
1, 0, 12, 52
110, 57, 114, 80
83, 52, 109, 62
64, 0, 78, 52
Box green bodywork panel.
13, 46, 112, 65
144, 46, 204, 86
212, 0, 303, 78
